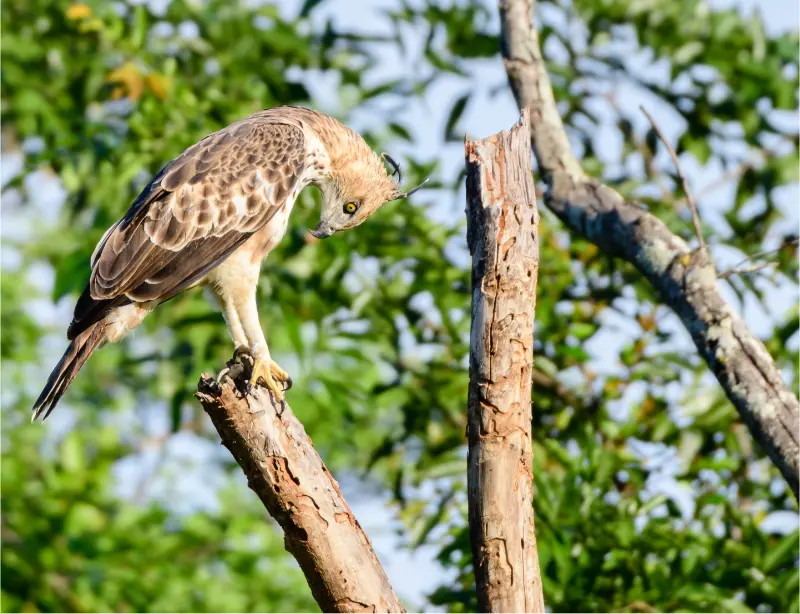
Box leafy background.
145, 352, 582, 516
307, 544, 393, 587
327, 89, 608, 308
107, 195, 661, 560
1, 0, 798, 612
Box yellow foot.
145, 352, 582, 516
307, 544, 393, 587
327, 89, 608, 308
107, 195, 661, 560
249, 357, 292, 401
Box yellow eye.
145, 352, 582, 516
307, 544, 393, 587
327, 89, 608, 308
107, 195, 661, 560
343, 202, 359, 214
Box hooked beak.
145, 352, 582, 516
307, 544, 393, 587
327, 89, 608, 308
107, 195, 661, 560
310, 221, 335, 239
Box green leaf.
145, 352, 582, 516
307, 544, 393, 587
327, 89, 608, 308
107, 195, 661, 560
60, 433, 85, 473
53, 248, 92, 301
300, 0, 325, 18
569, 322, 596, 340
444, 93, 469, 141
762, 531, 799, 572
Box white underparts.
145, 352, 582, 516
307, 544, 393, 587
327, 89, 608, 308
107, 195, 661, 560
202, 199, 297, 359
205, 247, 267, 358
105, 302, 154, 343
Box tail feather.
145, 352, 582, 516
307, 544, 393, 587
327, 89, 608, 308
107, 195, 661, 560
32, 322, 107, 421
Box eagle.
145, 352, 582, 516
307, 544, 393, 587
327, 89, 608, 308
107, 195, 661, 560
32, 106, 425, 420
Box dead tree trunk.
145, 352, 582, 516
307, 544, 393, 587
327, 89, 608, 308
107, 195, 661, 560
196, 369, 404, 613
465, 109, 545, 613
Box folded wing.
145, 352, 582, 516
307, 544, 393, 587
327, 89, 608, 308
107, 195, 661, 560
68, 119, 305, 339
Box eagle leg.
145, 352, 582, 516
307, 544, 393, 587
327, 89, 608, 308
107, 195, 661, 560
214, 265, 293, 400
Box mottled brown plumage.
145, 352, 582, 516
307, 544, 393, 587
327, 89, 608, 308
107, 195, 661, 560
33, 106, 425, 420
95, 123, 301, 294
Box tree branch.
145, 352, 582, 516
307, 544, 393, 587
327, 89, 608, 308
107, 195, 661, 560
718, 238, 799, 280
465, 109, 545, 612
499, 0, 799, 497
196, 368, 405, 613
640, 105, 706, 250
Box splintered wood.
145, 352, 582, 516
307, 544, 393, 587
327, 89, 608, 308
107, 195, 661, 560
465, 109, 544, 613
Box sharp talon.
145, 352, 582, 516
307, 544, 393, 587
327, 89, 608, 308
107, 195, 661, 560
233, 345, 253, 365
234, 345, 251, 357
216, 366, 231, 384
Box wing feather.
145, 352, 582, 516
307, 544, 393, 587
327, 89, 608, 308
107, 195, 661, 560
68, 119, 305, 339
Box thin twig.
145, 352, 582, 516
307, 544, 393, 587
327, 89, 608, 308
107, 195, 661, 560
640, 105, 705, 250
719, 261, 779, 279
604, 91, 673, 202
718, 239, 799, 280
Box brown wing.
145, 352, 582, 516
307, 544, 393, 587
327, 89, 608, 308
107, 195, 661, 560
68, 119, 305, 339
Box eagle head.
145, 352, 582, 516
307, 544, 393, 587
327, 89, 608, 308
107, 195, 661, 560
310, 128, 427, 239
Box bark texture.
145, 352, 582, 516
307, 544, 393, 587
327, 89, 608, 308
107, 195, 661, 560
465, 109, 545, 613
196, 370, 404, 613
499, 0, 799, 498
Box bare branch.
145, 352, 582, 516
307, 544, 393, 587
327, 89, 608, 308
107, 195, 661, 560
718, 239, 799, 280
196, 368, 405, 613
640, 105, 706, 250
465, 109, 545, 613
719, 261, 778, 279
499, 0, 799, 497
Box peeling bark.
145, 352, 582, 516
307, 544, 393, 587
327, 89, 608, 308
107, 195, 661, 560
465, 109, 545, 613
196, 372, 404, 613
499, 0, 799, 498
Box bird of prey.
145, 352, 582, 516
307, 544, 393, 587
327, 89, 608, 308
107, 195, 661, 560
32, 106, 426, 420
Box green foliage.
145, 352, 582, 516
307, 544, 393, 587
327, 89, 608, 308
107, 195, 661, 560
2, 0, 797, 612
2, 424, 318, 613
432, 432, 799, 613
